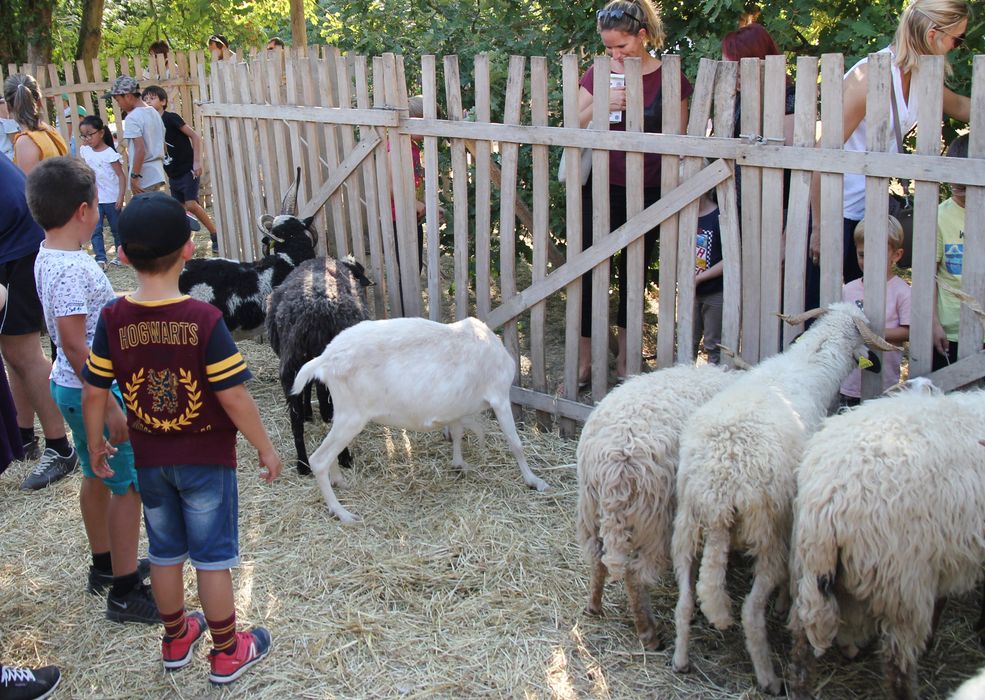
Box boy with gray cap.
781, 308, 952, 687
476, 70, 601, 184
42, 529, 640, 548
104, 76, 165, 194
81, 192, 282, 684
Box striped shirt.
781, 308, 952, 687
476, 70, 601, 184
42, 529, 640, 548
83, 295, 251, 468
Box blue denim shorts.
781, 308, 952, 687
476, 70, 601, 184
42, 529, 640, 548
50, 382, 138, 495
137, 465, 239, 570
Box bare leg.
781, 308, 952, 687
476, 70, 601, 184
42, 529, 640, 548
107, 487, 142, 576
150, 563, 186, 614
625, 568, 662, 650
673, 555, 699, 673
0, 334, 66, 437
79, 476, 110, 555
183, 199, 217, 236
197, 568, 234, 621
741, 558, 783, 694
489, 398, 548, 491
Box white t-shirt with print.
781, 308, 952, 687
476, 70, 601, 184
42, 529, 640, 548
80, 145, 123, 204
34, 243, 117, 389
122, 104, 166, 188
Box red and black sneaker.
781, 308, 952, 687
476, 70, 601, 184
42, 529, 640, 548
208, 627, 271, 685
162, 611, 207, 670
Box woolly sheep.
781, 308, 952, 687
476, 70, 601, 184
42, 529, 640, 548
291, 316, 549, 523
788, 388, 985, 700
179, 168, 318, 338
577, 364, 737, 649
266, 255, 374, 475
671, 302, 898, 694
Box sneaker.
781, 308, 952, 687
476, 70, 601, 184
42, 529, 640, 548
187, 214, 202, 232
97, 260, 108, 271
208, 627, 271, 685
19, 437, 41, 462
109, 257, 122, 267
88, 557, 151, 594
162, 611, 207, 670
0, 664, 61, 700
19, 448, 79, 491
106, 581, 159, 624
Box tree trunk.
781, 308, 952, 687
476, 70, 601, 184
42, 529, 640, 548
75, 0, 105, 62
0, 0, 26, 66
24, 0, 55, 67
290, 0, 307, 47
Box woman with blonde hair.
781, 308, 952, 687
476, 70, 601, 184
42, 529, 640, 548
2, 73, 67, 174
571, 0, 692, 388
807, 0, 970, 306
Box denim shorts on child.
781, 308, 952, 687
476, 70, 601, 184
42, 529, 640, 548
50, 381, 137, 495
137, 465, 239, 570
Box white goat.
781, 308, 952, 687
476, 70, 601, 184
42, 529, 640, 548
788, 387, 985, 700
671, 302, 898, 694
291, 316, 549, 522
577, 364, 737, 649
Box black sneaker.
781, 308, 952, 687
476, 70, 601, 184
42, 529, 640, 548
88, 558, 151, 595
0, 664, 61, 700
19, 448, 79, 491
106, 582, 160, 624
19, 437, 41, 462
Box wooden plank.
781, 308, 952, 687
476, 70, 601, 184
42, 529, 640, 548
315, 57, 349, 260
336, 55, 365, 262
265, 54, 293, 221
486, 159, 732, 330
560, 53, 583, 435
712, 60, 741, 364
623, 57, 645, 377
499, 55, 525, 382
283, 53, 306, 205
75, 60, 94, 120
530, 55, 551, 427
235, 62, 266, 239
219, 61, 255, 262
738, 57, 762, 360
908, 56, 945, 377
90, 58, 108, 127
782, 56, 818, 346
759, 54, 786, 358
299, 55, 329, 254
676, 58, 717, 364
860, 52, 891, 399
819, 53, 846, 306
208, 62, 238, 258
353, 55, 386, 316
959, 55, 985, 360
510, 386, 593, 423
657, 54, 682, 367
590, 55, 612, 400
249, 57, 279, 220
373, 55, 401, 316
46, 64, 71, 150
926, 350, 985, 392
298, 133, 381, 220
198, 59, 223, 236
444, 55, 471, 320
474, 54, 493, 321
421, 55, 442, 322
328, 53, 353, 256
389, 53, 421, 315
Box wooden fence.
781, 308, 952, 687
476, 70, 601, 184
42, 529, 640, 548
198, 48, 985, 427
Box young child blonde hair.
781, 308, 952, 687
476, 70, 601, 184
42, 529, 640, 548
854, 215, 905, 251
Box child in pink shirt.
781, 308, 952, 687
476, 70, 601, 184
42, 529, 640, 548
839, 215, 911, 405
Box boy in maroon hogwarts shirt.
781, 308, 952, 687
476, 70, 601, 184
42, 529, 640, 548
81, 192, 282, 685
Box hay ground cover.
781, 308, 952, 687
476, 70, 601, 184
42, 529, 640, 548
1, 231, 983, 698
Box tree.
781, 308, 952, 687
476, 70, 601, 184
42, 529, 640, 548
75, 0, 104, 62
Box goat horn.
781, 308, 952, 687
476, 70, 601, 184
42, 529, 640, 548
778, 308, 826, 326
716, 344, 753, 370
280, 166, 301, 215
938, 277, 985, 332
306, 222, 319, 249
256, 215, 284, 243
852, 316, 901, 352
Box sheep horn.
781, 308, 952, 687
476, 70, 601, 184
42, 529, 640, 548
716, 344, 753, 370
777, 308, 826, 326
852, 316, 901, 352
280, 166, 302, 215
938, 277, 985, 331
256, 215, 284, 243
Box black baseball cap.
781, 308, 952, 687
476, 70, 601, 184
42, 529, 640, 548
118, 192, 191, 260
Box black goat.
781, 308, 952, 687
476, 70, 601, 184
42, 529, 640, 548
266, 255, 373, 474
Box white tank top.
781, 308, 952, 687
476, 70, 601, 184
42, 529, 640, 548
842, 47, 918, 221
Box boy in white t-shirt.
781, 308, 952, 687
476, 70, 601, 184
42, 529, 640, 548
104, 75, 166, 193
839, 215, 912, 405
26, 156, 158, 623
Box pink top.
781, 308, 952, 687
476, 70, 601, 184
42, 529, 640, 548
839, 275, 911, 398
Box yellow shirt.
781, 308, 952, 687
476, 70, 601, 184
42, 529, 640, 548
12, 124, 68, 163
936, 197, 965, 341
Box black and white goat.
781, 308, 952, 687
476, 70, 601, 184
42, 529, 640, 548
178, 168, 318, 338
266, 255, 374, 475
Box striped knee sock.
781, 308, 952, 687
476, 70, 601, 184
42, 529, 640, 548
208, 613, 237, 654
161, 607, 187, 640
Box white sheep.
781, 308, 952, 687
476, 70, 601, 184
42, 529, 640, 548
671, 302, 898, 695
291, 316, 549, 522
577, 364, 737, 649
787, 387, 985, 700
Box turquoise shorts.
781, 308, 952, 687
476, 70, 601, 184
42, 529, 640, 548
50, 382, 138, 495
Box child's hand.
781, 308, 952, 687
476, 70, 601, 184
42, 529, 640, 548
115, 198, 124, 211
192, 162, 202, 178
258, 448, 282, 484
105, 401, 129, 444
932, 321, 949, 356
89, 440, 118, 478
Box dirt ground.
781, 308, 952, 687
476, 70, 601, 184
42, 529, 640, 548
0, 228, 982, 698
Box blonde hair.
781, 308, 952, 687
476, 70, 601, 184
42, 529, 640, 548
2, 74, 43, 132
894, 0, 969, 76
597, 0, 665, 50
854, 215, 906, 251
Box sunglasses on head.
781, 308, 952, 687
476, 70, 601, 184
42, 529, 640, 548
208, 35, 226, 47
597, 5, 645, 27
936, 25, 965, 47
